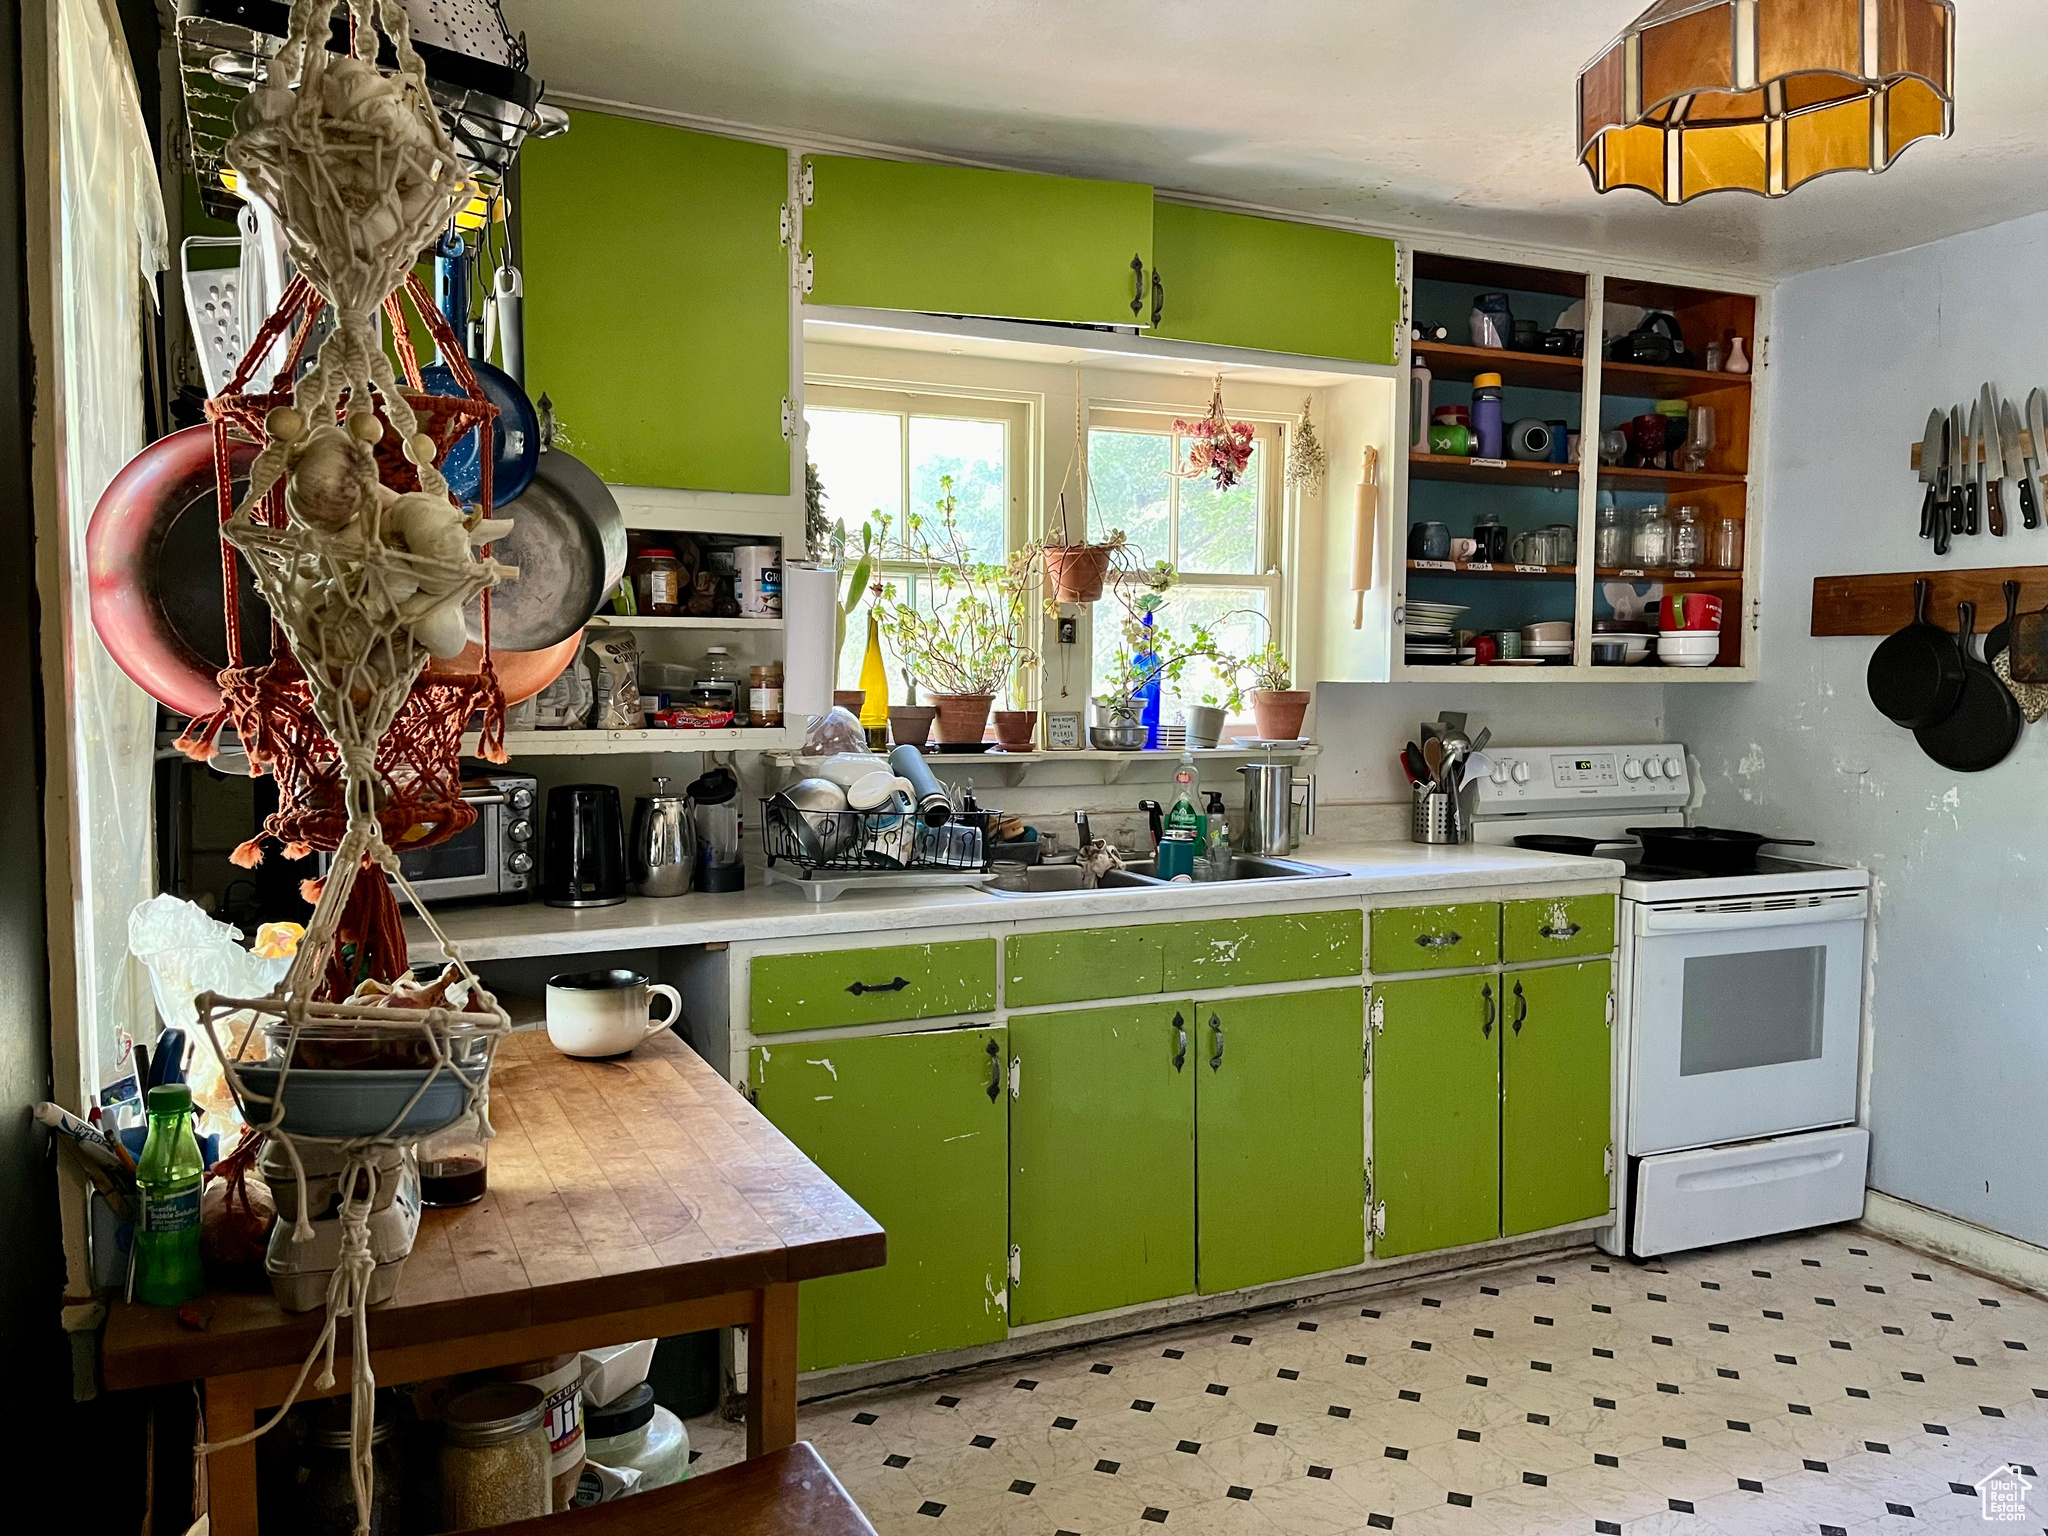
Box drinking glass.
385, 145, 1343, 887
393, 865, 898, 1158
1679, 406, 1717, 472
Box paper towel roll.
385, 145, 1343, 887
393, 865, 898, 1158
782, 562, 837, 720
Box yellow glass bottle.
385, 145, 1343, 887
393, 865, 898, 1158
857, 613, 891, 750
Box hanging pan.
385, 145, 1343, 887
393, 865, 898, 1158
1867, 577, 1964, 728
1915, 601, 2022, 773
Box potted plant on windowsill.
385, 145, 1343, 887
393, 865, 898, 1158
1244, 639, 1310, 742
877, 477, 1039, 746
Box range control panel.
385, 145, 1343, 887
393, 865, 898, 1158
1471, 744, 1691, 815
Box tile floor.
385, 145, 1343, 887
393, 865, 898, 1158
688, 1227, 2048, 1533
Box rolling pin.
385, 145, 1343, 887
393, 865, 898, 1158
1353, 445, 1379, 626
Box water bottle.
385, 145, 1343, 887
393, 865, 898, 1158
135, 1084, 205, 1305
1472, 373, 1504, 460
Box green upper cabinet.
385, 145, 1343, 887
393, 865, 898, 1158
1502, 963, 1613, 1237
751, 1027, 1009, 1372
1150, 202, 1399, 365
522, 111, 790, 494
802, 155, 1153, 326
1195, 986, 1365, 1293
1371, 973, 1500, 1258
1009, 1002, 1195, 1325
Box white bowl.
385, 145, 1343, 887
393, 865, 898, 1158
1656, 634, 1721, 656
1659, 650, 1719, 668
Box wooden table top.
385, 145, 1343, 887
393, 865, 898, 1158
102, 1031, 884, 1391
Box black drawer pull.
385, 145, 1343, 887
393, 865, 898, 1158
1538, 922, 1582, 941
986, 1038, 1002, 1102
1209, 1012, 1224, 1071
1416, 931, 1463, 950
848, 976, 909, 996
1481, 982, 1494, 1039
1129, 254, 1145, 316
1150, 268, 1164, 328
1171, 1010, 1188, 1072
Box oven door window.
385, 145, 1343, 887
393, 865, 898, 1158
1679, 946, 1825, 1076
396, 825, 488, 884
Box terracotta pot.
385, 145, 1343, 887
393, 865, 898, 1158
832, 689, 867, 716
1250, 689, 1311, 742
1044, 543, 1115, 604
993, 710, 1037, 751
931, 693, 995, 745
888, 705, 936, 748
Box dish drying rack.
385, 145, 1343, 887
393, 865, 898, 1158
760, 800, 1000, 903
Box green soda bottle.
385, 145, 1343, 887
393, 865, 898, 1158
135, 1084, 205, 1305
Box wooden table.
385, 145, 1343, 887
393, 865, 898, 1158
101, 1032, 885, 1536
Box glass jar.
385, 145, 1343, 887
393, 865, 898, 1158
748, 664, 783, 729
288, 1398, 407, 1536
417, 1112, 488, 1208
441, 1383, 551, 1530
1632, 505, 1671, 567
580, 1383, 689, 1496
630, 549, 684, 617
1594, 495, 1627, 568
699, 646, 744, 726
1669, 503, 1705, 568
1712, 515, 1744, 570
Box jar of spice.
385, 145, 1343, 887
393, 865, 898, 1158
287, 1398, 407, 1536
631, 549, 684, 617
748, 664, 783, 729
441, 1382, 551, 1530
485, 1355, 586, 1512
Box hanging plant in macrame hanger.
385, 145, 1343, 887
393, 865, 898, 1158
1173, 374, 1256, 490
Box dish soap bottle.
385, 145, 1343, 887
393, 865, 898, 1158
1154, 752, 1206, 882
1202, 791, 1232, 881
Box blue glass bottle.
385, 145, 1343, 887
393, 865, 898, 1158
1135, 611, 1163, 750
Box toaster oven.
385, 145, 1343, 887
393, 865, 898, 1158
320, 774, 537, 902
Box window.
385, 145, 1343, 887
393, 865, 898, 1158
805, 386, 1028, 690
1086, 411, 1285, 716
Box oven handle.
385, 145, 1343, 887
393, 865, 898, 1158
1636, 893, 1867, 936
460, 791, 509, 807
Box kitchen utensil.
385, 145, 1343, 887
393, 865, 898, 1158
1917, 407, 1943, 541
687, 766, 745, 892
1422, 737, 1445, 784
1239, 760, 1295, 857
1625, 825, 1816, 875
1983, 384, 2007, 536
2002, 396, 2036, 531
629, 776, 693, 897
1351, 446, 1380, 626
1459, 751, 1491, 791
466, 448, 628, 651
1867, 578, 1966, 728
769, 777, 854, 865
1914, 602, 2023, 773
1410, 787, 1461, 844
544, 969, 682, 1058
2030, 389, 2048, 529
1401, 740, 1428, 784
1966, 399, 1984, 537
429, 232, 540, 507
1512, 833, 1635, 858
542, 784, 629, 908
1986, 580, 2023, 666
1949, 404, 1968, 537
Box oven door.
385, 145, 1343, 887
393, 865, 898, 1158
388, 795, 504, 900
1626, 891, 1866, 1157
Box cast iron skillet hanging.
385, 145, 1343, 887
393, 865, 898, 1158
1915, 600, 2023, 773
1624, 826, 1817, 875
1867, 577, 1965, 728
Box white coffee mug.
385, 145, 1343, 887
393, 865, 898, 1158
846, 770, 915, 812
545, 968, 682, 1058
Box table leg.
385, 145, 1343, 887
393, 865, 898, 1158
747, 1282, 799, 1457
202, 1375, 262, 1536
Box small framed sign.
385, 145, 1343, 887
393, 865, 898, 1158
1045, 710, 1084, 750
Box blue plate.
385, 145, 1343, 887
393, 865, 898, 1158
236, 1064, 477, 1139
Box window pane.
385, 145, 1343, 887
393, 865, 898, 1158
1160, 587, 1270, 714
1086, 429, 1170, 563
806, 408, 901, 536
1177, 441, 1261, 575
910, 417, 1007, 564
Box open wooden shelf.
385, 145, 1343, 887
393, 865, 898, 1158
1596, 566, 1744, 583
1600, 359, 1752, 401
587, 614, 785, 631
1408, 452, 1579, 488
1596, 464, 1748, 493
1409, 559, 1575, 579
1413, 341, 1584, 390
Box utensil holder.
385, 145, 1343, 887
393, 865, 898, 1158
1411, 788, 1462, 845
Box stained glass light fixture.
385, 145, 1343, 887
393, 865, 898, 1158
1578, 0, 1954, 203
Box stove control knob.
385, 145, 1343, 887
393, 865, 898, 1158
1511, 760, 1532, 785
507, 851, 533, 874
1622, 758, 1644, 781
1643, 757, 1664, 779
508, 819, 533, 843
1662, 756, 1685, 780
1489, 760, 1510, 785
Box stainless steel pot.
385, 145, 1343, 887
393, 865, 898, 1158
630, 777, 694, 897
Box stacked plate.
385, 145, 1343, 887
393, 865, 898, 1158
1405, 601, 1469, 666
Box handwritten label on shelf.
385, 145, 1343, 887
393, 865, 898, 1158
1672, 569, 1697, 580
1514, 563, 1550, 574
1412, 559, 1456, 570
1470, 457, 1509, 469
1617, 568, 1647, 577
1465, 562, 1494, 571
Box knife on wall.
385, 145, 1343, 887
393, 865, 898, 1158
1918, 407, 1944, 541
2001, 396, 2034, 531
1950, 403, 1969, 535
1934, 414, 1952, 556
1983, 384, 2008, 536
1966, 398, 1984, 536
2029, 388, 2048, 530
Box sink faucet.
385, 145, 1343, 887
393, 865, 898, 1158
1074, 809, 1093, 849
1138, 799, 1164, 851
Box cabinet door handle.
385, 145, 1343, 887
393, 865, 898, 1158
985, 1038, 1002, 1103
1416, 931, 1463, 950
1511, 980, 1528, 1036
848, 976, 909, 996
1208, 1012, 1224, 1071
1481, 982, 1494, 1039
1150, 268, 1164, 328
1130, 254, 1145, 317
1538, 921, 1582, 941
1171, 1010, 1188, 1072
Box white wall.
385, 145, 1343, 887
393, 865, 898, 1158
1667, 209, 2048, 1247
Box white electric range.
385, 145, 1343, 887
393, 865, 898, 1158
1470, 744, 1872, 1259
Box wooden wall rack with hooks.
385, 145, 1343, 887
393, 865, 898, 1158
1811, 567, 2048, 636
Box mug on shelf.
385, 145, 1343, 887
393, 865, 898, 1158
1511, 530, 1557, 566
1449, 537, 1479, 560
1409, 521, 1452, 560
545, 968, 683, 1058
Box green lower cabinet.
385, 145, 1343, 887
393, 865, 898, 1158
1502, 895, 1617, 964
1371, 974, 1501, 1258
751, 1027, 1009, 1371
750, 939, 997, 1034
1009, 1002, 1195, 1324
1369, 902, 1500, 973
1004, 925, 1166, 1009
1164, 909, 1363, 992
1196, 987, 1365, 1293
1502, 963, 1613, 1236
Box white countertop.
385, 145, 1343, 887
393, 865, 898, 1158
405, 842, 1622, 965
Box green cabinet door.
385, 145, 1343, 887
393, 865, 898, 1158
803, 154, 1153, 325
1009, 1002, 1195, 1324
751, 1027, 1009, 1371
1151, 202, 1399, 365
1196, 987, 1365, 1293
1372, 974, 1500, 1257
1164, 909, 1363, 993
523, 111, 790, 493
1502, 963, 1613, 1237
750, 940, 998, 1034
1005, 925, 1166, 1009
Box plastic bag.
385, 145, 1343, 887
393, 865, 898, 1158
128, 895, 292, 1128
201, 1128, 274, 1278
802, 705, 866, 756
588, 632, 642, 729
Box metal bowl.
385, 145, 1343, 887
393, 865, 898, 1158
769, 778, 855, 862
1089, 722, 1148, 750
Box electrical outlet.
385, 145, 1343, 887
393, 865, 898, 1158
1057, 615, 1078, 645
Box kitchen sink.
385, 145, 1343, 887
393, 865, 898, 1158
981, 855, 1344, 896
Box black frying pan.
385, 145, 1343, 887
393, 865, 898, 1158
1513, 834, 1637, 858
1868, 577, 1965, 728
1625, 825, 1817, 875
1915, 601, 2023, 773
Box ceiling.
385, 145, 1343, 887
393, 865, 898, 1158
501, 2, 2044, 282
